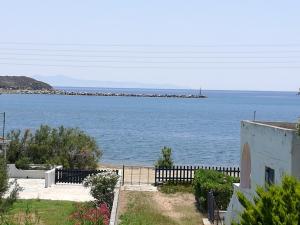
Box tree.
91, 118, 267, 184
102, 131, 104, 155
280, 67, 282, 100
7, 125, 102, 169
155, 146, 174, 168
0, 156, 22, 214
234, 176, 300, 225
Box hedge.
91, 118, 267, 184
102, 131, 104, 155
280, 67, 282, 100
193, 169, 239, 211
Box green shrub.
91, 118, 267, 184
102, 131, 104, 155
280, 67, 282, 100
234, 176, 300, 225
0, 156, 22, 214
193, 169, 237, 211
83, 171, 119, 209
155, 146, 173, 168
7, 125, 102, 169
15, 157, 31, 170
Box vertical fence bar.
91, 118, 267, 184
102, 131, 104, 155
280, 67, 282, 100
139, 167, 141, 185
130, 166, 133, 185
122, 165, 125, 186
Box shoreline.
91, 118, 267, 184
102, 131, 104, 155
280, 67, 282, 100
0, 89, 207, 99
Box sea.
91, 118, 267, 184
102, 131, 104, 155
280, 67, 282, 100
1, 88, 299, 166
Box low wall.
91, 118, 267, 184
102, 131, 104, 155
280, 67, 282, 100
109, 178, 121, 225
45, 165, 63, 188
8, 164, 46, 179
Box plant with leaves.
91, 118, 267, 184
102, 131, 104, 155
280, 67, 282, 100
70, 203, 110, 225
155, 146, 174, 168
7, 125, 102, 169
193, 169, 238, 211
83, 171, 119, 209
0, 156, 22, 215
234, 175, 300, 225
297, 121, 300, 136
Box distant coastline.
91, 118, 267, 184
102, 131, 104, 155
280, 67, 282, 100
0, 75, 208, 98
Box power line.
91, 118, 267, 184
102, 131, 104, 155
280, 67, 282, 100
1, 62, 300, 69
1, 41, 300, 48
1, 57, 300, 64
2, 48, 300, 54
1, 52, 300, 59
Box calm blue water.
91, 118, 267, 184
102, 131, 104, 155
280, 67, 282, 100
1, 88, 299, 166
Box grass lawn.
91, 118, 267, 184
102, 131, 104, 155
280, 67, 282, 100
8, 199, 78, 225
119, 191, 203, 225
158, 183, 194, 194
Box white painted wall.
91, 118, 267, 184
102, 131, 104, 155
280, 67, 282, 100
241, 121, 294, 189
45, 165, 63, 188
291, 133, 300, 180
225, 121, 300, 225
8, 164, 46, 179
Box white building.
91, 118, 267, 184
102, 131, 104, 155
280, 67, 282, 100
225, 120, 300, 225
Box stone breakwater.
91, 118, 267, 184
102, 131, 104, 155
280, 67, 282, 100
0, 89, 207, 99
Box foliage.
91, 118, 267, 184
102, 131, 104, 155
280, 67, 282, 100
83, 171, 119, 209
159, 182, 194, 194
7, 125, 102, 169
155, 146, 174, 168
297, 122, 300, 136
0, 75, 52, 90
15, 157, 31, 170
193, 169, 238, 211
70, 203, 110, 225
234, 176, 300, 225
0, 156, 22, 214
0, 203, 40, 225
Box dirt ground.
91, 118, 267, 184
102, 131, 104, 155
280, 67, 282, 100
118, 191, 203, 225
99, 164, 155, 185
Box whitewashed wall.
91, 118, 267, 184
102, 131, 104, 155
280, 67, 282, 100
45, 165, 63, 188
241, 121, 294, 188
8, 164, 46, 179
225, 121, 299, 225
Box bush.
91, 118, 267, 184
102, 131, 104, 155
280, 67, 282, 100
235, 175, 300, 225
155, 146, 173, 168
0, 156, 22, 214
83, 171, 119, 209
70, 203, 110, 225
7, 125, 102, 169
193, 169, 237, 211
15, 157, 31, 170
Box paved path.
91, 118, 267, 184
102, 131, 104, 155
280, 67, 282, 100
121, 184, 157, 192
10, 179, 94, 202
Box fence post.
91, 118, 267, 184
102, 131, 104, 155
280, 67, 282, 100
139, 167, 141, 185
154, 166, 157, 186
122, 165, 125, 186
130, 166, 133, 185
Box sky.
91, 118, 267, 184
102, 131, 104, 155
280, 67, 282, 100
1, 0, 300, 91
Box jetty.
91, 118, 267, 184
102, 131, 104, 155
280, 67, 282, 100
0, 89, 207, 99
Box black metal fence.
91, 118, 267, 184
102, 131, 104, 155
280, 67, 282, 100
207, 191, 223, 225
155, 165, 240, 185
55, 168, 119, 184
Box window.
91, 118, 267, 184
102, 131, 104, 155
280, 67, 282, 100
265, 167, 275, 186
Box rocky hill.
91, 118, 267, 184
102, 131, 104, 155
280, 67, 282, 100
0, 76, 53, 90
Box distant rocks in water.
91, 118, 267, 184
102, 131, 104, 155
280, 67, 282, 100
0, 76, 53, 90
0, 88, 207, 99
0, 76, 207, 98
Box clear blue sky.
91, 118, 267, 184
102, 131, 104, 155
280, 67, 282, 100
1, 0, 300, 91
